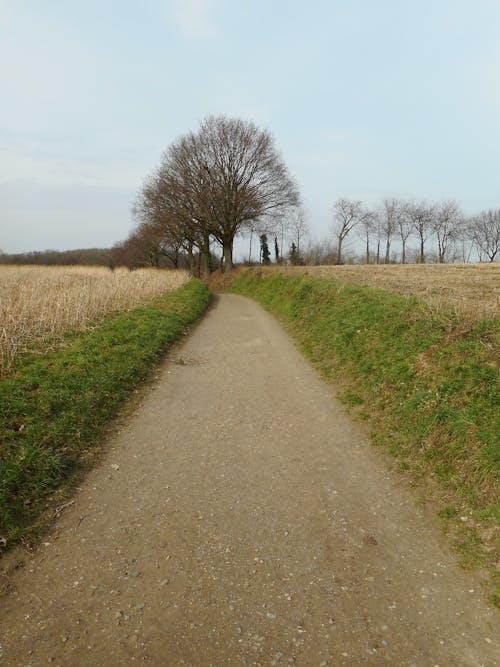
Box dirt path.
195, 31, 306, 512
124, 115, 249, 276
0, 294, 498, 666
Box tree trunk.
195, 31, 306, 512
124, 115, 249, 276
401, 240, 406, 264
200, 247, 211, 280
336, 236, 343, 264
187, 242, 198, 277
419, 237, 425, 263
222, 239, 234, 273
248, 229, 253, 264
365, 235, 370, 264
280, 224, 284, 264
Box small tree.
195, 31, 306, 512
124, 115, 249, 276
260, 234, 271, 264
398, 204, 413, 264
287, 206, 309, 260
357, 209, 377, 264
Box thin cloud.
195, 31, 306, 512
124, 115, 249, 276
166, 0, 218, 37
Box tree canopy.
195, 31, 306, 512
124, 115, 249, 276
134, 115, 300, 275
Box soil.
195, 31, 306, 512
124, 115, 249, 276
0, 294, 498, 666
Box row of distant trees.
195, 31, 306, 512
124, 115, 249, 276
116, 193, 498, 271
326, 198, 499, 265
0, 248, 111, 266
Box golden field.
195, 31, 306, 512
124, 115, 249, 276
0, 266, 189, 373
263, 263, 499, 319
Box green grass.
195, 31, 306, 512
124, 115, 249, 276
0, 278, 210, 546
230, 269, 499, 604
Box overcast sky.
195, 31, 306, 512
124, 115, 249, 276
1, 0, 499, 255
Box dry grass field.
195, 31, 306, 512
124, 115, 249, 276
0, 266, 189, 373
263, 263, 499, 319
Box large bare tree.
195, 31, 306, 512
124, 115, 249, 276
137, 116, 300, 274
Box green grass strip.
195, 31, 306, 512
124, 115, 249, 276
231, 269, 499, 602
0, 278, 210, 545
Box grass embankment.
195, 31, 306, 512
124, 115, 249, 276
0, 279, 210, 548
230, 269, 499, 604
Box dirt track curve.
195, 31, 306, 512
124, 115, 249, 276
0, 294, 498, 666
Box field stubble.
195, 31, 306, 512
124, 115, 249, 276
264, 263, 499, 319
0, 265, 189, 373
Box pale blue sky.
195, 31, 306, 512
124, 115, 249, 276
1, 0, 499, 255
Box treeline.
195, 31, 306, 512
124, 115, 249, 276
0, 247, 111, 266
326, 198, 499, 265
117, 194, 499, 272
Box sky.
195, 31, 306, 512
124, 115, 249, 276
1, 0, 500, 257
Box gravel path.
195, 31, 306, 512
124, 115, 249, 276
0, 294, 498, 666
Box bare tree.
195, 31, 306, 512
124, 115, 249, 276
468, 209, 500, 261
432, 200, 463, 263
357, 209, 377, 264
398, 204, 413, 264
381, 198, 404, 263
332, 198, 371, 264
134, 116, 299, 275
188, 116, 300, 272
134, 167, 211, 276
287, 206, 309, 262
405, 201, 434, 263
302, 238, 338, 265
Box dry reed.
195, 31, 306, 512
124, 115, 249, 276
0, 266, 189, 373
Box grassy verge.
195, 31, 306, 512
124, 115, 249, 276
230, 269, 499, 605
0, 278, 210, 548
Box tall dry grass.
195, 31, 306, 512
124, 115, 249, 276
0, 266, 189, 373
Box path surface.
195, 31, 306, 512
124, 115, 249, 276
0, 294, 498, 666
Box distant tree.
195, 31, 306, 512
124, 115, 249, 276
274, 236, 279, 263
260, 234, 271, 264
332, 198, 371, 264
468, 209, 500, 261
0, 248, 111, 266
289, 242, 298, 265
405, 201, 434, 263
381, 198, 404, 263
432, 200, 463, 263
287, 206, 309, 261
302, 238, 338, 265
398, 204, 413, 264
357, 209, 377, 264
